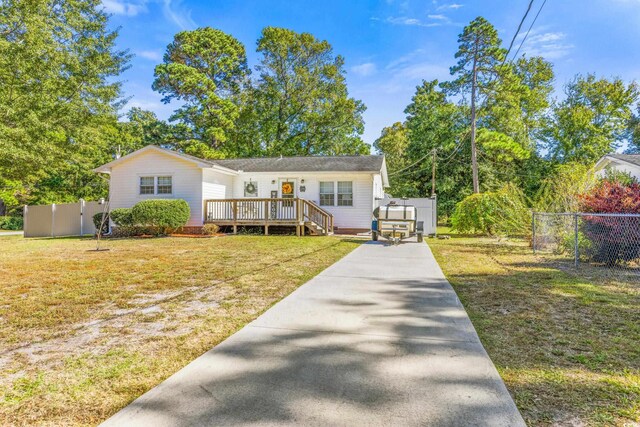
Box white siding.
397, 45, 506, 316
202, 169, 233, 200
108, 150, 205, 226
231, 172, 379, 229
597, 161, 640, 181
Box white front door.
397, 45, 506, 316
279, 179, 297, 199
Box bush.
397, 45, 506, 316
110, 208, 134, 227
451, 184, 531, 236
579, 180, 640, 265
201, 223, 220, 235
131, 199, 190, 235
0, 216, 23, 230
92, 212, 110, 235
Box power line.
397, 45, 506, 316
388, 152, 432, 177
503, 0, 535, 66
510, 0, 548, 62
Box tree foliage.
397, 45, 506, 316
374, 16, 640, 223
153, 27, 249, 158
543, 74, 639, 163
251, 27, 368, 156
0, 0, 129, 207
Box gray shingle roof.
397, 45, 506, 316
609, 154, 640, 167
211, 155, 385, 173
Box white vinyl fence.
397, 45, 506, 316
23, 200, 106, 238
380, 196, 438, 235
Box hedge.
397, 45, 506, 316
110, 208, 134, 227
451, 184, 531, 237
0, 216, 23, 230
93, 212, 110, 235
130, 199, 190, 235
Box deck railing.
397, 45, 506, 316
204, 197, 333, 235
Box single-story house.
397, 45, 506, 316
94, 145, 388, 234
594, 153, 640, 180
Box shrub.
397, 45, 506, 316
92, 212, 110, 235
451, 184, 531, 236
110, 208, 134, 227
201, 223, 220, 235
131, 199, 190, 235
0, 216, 23, 230
579, 180, 640, 265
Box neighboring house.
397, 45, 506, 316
594, 154, 640, 180
94, 145, 388, 233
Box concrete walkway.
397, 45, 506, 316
102, 241, 525, 427
0, 231, 22, 236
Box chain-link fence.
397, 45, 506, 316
532, 212, 640, 277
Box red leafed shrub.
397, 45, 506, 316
579, 180, 640, 265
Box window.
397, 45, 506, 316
319, 182, 335, 206
140, 176, 155, 195
157, 176, 172, 194
337, 181, 353, 206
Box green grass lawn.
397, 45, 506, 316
429, 228, 639, 426
0, 234, 360, 426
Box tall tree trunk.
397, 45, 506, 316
470, 39, 480, 194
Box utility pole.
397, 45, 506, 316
470, 38, 480, 194
431, 148, 437, 197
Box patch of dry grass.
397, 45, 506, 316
0, 235, 360, 426
429, 229, 639, 426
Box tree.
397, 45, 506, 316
153, 27, 249, 157
543, 74, 639, 164
0, 0, 130, 209
373, 122, 410, 195
402, 80, 468, 216
444, 17, 506, 193
253, 27, 368, 156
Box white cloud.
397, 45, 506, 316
102, 0, 147, 16
427, 14, 448, 20
384, 16, 441, 27
137, 50, 162, 61
517, 31, 574, 60
351, 63, 377, 77
436, 3, 463, 11
162, 0, 196, 30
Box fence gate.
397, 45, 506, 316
380, 197, 437, 235
24, 200, 104, 238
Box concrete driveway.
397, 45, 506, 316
102, 240, 525, 427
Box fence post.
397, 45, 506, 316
574, 213, 579, 268
79, 199, 85, 237
532, 211, 536, 254
23, 205, 28, 238
51, 203, 56, 238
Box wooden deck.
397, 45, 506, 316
204, 198, 334, 236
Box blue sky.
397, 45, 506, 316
104, 0, 640, 147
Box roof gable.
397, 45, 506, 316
93, 145, 235, 174
595, 154, 640, 171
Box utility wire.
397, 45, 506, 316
503, 0, 535, 66
510, 0, 548, 62
388, 152, 432, 177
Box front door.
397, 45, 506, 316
279, 179, 296, 199
279, 179, 296, 218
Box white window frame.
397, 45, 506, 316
139, 176, 155, 195
337, 181, 353, 207
319, 181, 335, 206
156, 176, 173, 195
138, 175, 173, 196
